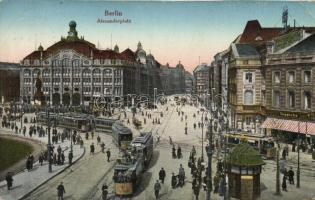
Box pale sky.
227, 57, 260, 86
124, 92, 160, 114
1, 1, 315, 72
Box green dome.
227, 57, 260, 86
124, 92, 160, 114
69, 20, 77, 28
226, 143, 264, 166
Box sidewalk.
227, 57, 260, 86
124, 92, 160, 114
0, 116, 85, 200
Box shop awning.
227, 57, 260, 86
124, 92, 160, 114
261, 117, 315, 136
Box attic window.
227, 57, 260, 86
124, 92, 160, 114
255, 36, 263, 41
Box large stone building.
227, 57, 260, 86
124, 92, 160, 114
160, 62, 186, 95
185, 71, 194, 94
228, 43, 264, 133
20, 21, 163, 106
212, 15, 315, 136
263, 30, 315, 136
0, 62, 20, 103
193, 63, 209, 98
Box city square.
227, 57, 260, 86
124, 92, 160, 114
0, 1, 315, 200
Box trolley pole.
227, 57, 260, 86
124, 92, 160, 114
206, 118, 213, 200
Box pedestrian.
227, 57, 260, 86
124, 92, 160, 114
154, 180, 161, 199
91, 131, 94, 139
97, 135, 101, 145
39, 154, 43, 166
178, 164, 185, 187
68, 151, 73, 165
61, 152, 65, 165
57, 182, 66, 200
159, 167, 166, 184
171, 172, 177, 189
29, 154, 34, 169
26, 156, 31, 171
85, 132, 89, 140
282, 149, 287, 160
5, 172, 13, 190
282, 174, 287, 192
102, 183, 108, 200
106, 149, 111, 162
177, 146, 182, 159
90, 143, 95, 155
288, 167, 295, 185
101, 142, 105, 153
172, 145, 176, 159
193, 184, 200, 200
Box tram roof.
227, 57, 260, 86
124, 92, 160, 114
132, 132, 152, 144
112, 121, 132, 135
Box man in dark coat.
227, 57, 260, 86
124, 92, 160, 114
57, 182, 66, 200
5, 172, 13, 190
106, 149, 111, 162
171, 172, 177, 188
282, 175, 287, 192
159, 167, 166, 184
193, 184, 200, 200
90, 143, 95, 155
177, 146, 182, 159
288, 167, 295, 185
68, 151, 73, 165
154, 180, 161, 199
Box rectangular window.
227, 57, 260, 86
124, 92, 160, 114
273, 90, 280, 107
245, 72, 253, 84
273, 71, 280, 84
288, 71, 295, 83
288, 90, 295, 108
304, 91, 311, 109
245, 117, 251, 125
304, 71, 311, 83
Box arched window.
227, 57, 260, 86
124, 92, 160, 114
33, 68, 40, 77
244, 90, 253, 105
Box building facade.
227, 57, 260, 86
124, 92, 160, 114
193, 63, 209, 98
160, 62, 186, 95
0, 62, 20, 103
229, 43, 264, 133
185, 71, 194, 94
263, 30, 315, 136
20, 21, 163, 106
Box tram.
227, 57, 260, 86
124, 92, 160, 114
225, 133, 276, 159
113, 132, 153, 197
130, 132, 153, 167
36, 112, 92, 132
94, 118, 116, 133
112, 121, 133, 150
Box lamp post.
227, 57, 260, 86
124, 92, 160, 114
297, 121, 300, 188
201, 110, 210, 160
46, 106, 52, 173
206, 117, 213, 200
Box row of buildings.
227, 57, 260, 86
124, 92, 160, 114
14, 21, 190, 106
194, 12, 315, 137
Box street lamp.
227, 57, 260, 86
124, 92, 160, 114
46, 106, 52, 173
297, 121, 300, 188
206, 116, 213, 200
201, 110, 210, 160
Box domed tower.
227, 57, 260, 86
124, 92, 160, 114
114, 44, 119, 53
67, 20, 78, 40
136, 41, 146, 64
38, 44, 44, 51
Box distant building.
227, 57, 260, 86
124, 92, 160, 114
193, 63, 209, 98
0, 62, 20, 103
160, 62, 186, 95
185, 71, 194, 94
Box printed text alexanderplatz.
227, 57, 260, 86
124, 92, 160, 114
97, 10, 131, 24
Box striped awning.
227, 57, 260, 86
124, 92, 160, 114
261, 117, 315, 136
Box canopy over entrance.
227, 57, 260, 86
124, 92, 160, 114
262, 117, 315, 136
